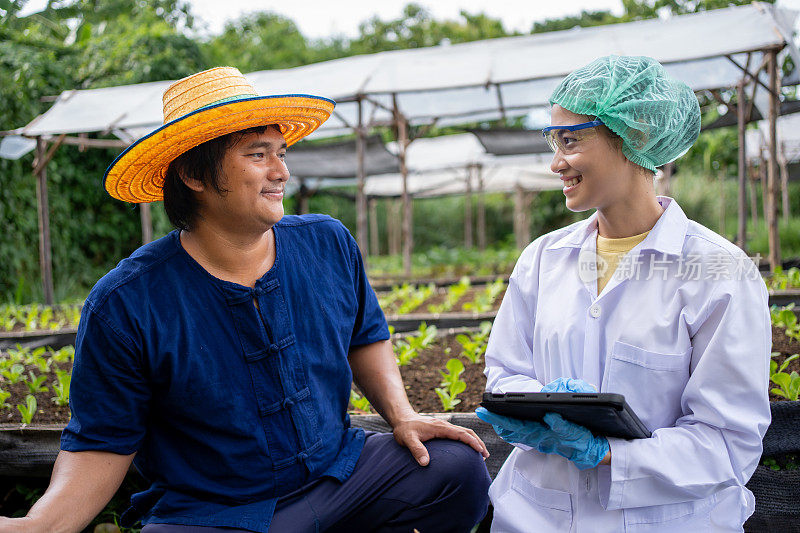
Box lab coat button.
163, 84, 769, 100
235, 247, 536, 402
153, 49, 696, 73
589, 305, 601, 318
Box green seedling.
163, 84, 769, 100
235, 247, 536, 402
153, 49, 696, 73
462, 279, 506, 313
349, 390, 371, 413
52, 369, 71, 406
17, 395, 37, 425
396, 284, 436, 315
394, 341, 417, 366
25, 371, 49, 395
456, 322, 493, 364
0, 389, 11, 410
771, 370, 800, 401
51, 345, 75, 364
770, 304, 800, 342
427, 277, 471, 314
1, 364, 25, 384
435, 358, 467, 411
406, 322, 437, 352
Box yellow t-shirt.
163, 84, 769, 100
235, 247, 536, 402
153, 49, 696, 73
596, 230, 650, 294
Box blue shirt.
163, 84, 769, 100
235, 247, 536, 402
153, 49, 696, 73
61, 215, 390, 532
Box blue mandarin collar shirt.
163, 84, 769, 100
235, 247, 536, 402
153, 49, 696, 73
61, 215, 390, 532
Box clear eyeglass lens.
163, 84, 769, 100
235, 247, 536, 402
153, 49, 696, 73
544, 128, 597, 154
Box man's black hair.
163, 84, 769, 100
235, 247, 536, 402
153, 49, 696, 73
162, 125, 275, 231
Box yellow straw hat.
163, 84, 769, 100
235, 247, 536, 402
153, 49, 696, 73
104, 66, 335, 203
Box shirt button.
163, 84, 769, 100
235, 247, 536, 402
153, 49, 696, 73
589, 305, 601, 318
297, 451, 308, 462
268, 344, 280, 356
282, 398, 294, 409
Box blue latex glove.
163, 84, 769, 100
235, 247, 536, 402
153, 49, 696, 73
541, 377, 597, 393
475, 407, 560, 450
539, 412, 610, 470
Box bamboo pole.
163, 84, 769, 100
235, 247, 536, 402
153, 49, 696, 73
766, 50, 782, 272
476, 164, 486, 250
464, 165, 473, 248
736, 81, 747, 250
355, 98, 368, 264
392, 94, 412, 276
34, 137, 55, 305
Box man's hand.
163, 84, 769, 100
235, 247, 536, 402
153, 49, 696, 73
392, 413, 489, 466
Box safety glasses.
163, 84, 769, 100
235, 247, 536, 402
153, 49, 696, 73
541, 120, 604, 154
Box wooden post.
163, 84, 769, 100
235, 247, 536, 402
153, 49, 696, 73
355, 98, 368, 265
34, 137, 55, 305
464, 165, 473, 248
513, 184, 531, 250
476, 164, 486, 250
779, 141, 791, 223
388, 199, 401, 256
736, 81, 747, 250
749, 163, 759, 230
760, 156, 769, 231
297, 180, 309, 214
393, 94, 412, 276
140, 203, 153, 245
766, 50, 782, 271
369, 198, 379, 257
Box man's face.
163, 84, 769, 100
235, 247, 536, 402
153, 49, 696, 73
196, 125, 289, 233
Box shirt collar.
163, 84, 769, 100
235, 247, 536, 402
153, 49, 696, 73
545, 196, 688, 257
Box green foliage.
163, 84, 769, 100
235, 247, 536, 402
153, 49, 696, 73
0, 388, 11, 410
770, 304, 800, 342
435, 358, 466, 411
770, 352, 800, 400
427, 276, 470, 314
462, 279, 505, 313
348, 389, 371, 413
1, 363, 25, 384
25, 370, 48, 395
456, 321, 493, 364
394, 322, 437, 366
17, 394, 37, 424
767, 267, 800, 291
396, 283, 435, 315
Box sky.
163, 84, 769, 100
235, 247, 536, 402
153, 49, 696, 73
19, 0, 626, 37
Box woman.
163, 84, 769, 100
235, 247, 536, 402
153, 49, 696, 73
477, 55, 771, 532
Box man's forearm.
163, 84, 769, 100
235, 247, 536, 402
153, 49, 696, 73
348, 340, 417, 427
9, 450, 134, 533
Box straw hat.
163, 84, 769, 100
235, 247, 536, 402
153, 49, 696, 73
104, 67, 335, 203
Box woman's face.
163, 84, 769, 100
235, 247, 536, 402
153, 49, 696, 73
548, 105, 636, 213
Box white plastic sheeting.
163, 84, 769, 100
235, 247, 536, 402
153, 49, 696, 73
747, 113, 800, 162
12, 3, 797, 143
363, 134, 561, 198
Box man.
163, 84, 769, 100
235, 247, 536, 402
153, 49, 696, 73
0, 67, 490, 533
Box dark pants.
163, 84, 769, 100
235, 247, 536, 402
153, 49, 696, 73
141, 431, 491, 533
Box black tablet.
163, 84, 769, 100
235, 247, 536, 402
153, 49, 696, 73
480, 392, 651, 440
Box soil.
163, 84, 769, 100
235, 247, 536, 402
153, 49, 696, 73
2, 325, 797, 427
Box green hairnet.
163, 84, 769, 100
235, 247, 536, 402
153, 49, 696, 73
549, 55, 700, 173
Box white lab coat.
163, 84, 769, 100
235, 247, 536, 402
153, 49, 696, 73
485, 197, 771, 532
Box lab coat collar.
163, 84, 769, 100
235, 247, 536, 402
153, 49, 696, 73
545, 196, 688, 257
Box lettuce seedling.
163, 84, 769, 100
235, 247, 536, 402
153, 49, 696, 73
52, 370, 71, 406
0, 389, 11, 410
394, 341, 417, 366
435, 358, 467, 411
25, 371, 48, 395
1, 364, 25, 385
17, 395, 37, 425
